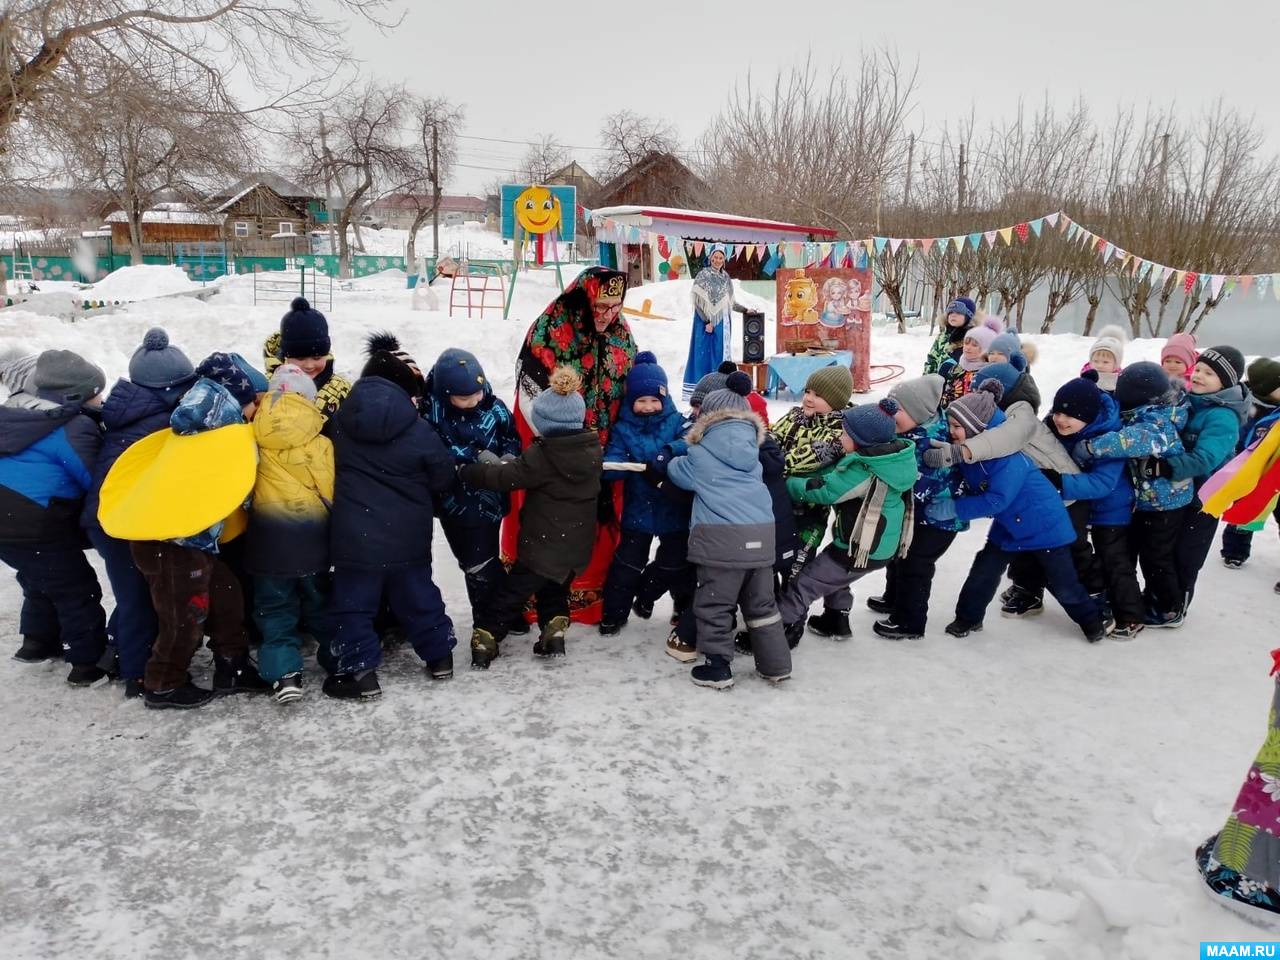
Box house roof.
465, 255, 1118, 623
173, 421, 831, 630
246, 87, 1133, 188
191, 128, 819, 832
371, 193, 487, 213
548, 161, 601, 190
105, 205, 224, 226
591, 205, 838, 241
595, 152, 710, 206
213, 173, 320, 204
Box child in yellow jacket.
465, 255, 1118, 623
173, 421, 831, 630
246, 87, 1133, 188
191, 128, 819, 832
246, 364, 336, 703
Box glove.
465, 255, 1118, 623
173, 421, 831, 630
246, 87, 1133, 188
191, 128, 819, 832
1133, 457, 1173, 480
805, 476, 825, 490
1043, 469, 1063, 491
1070, 441, 1094, 467
475, 450, 502, 466
925, 499, 958, 523
923, 439, 962, 470
499, 453, 518, 464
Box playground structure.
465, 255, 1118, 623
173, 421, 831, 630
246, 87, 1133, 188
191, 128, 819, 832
252, 266, 333, 310
499, 183, 576, 318
447, 260, 507, 318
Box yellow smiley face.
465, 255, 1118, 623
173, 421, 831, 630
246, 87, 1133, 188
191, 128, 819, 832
513, 186, 561, 235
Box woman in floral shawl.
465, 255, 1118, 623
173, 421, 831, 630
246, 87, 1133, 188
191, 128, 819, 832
682, 245, 745, 401
504, 266, 638, 623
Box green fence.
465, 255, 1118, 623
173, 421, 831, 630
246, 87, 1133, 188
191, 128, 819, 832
296, 254, 407, 278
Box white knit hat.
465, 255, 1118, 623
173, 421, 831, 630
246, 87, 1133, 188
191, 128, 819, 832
1090, 325, 1129, 366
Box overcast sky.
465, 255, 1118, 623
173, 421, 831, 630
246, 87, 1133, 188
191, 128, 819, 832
335, 0, 1280, 196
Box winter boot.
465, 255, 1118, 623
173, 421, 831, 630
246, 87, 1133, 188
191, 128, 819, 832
426, 653, 453, 680
1144, 608, 1185, 629
756, 665, 791, 684
470, 628, 499, 670
322, 670, 382, 700
1110, 622, 1144, 641
1000, 590, 1044, 618
123, 678, 145, 700
12, 635, 61, 663
533, 616, 568, 658
144, 682, 217, 710
272, 672, 304, 704
1223, 556, 1246, 570
632, 598, 654, 620
865, 595, 892, 615
944, 619, 983, 638
733, 630, 752, 655
807, 609, 852, 640
667, 627, 699, 663
66, 664, 108, 686
598, 620, 625, 637
213, 653, 271, 695
691, 654, 734, 689
783, 620, 805, 648
1081, 619, 1110, 644
872, 618, 922, 641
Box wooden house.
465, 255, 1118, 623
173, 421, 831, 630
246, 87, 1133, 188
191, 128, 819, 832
104, 205, 224, 247
210, 174, 321, 245
593, 152, 711, 210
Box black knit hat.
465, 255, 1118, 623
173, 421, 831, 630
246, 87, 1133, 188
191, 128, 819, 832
1198, 345, 1246, 389
1246, 357, 1280, 400
1052, 377, 1104, 425
279, 297, 331, 359
362, 332, 424, 399
1115, 361, 1170, 411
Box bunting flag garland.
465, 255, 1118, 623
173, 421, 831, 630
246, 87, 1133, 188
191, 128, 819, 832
983, 230, 997, 247
1015, 222, 1031, 242
998, 227, 1014, 246
1183, 271, 1199, 294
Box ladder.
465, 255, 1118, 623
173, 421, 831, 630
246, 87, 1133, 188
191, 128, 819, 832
448, 262, 506, 318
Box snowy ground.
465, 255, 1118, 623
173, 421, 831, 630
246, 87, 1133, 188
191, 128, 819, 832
0, 268, 1277, 959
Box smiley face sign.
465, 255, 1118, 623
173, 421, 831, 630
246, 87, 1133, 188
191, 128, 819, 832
513, 186, 561, 235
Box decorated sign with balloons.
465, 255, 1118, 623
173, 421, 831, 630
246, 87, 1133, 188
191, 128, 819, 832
500, 183, 577, 266
655, 235, 687, 281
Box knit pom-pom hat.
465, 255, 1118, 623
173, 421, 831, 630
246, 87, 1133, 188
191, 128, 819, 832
279, 297, 331, 359
129, 327, 195, 389
625, 350, 668, 402
1114, 361, 1170, 411
362, 331, 424, 399
1051, 377, 1104, 426
948, 379, 1004, 436
700, 370, 753, 415
531, 367, 586, 436
1090, 324, 1129, 366
842, 397, 900, 447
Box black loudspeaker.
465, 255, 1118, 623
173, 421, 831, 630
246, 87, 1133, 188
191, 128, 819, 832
743, 310, 766, 362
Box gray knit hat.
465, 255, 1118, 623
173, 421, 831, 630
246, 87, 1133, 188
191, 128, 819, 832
689, 370, 729, 408
268, 363, 318, 402
699, 371, 753, 415
531, 367, 586, 437
129, 327, 195, 389
32, 349, 106, 404
888, 374, 944, 426
947, 380, 1003, 436
804, 365, 854, 410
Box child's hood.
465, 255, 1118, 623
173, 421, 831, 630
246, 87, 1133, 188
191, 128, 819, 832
254, 391, 326, 450
101, 379, 178, 431
687, 408, 765, 472
838, 439, 918, 492
334, 376, 419, 443
617, 394, 681, 434
1188, 382, 1251, 423
537, 430, 601, 483
170, 378, 243, 436
0, 400, 80, 456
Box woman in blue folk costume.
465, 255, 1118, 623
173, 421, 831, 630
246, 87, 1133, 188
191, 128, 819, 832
682, 245, 746, 401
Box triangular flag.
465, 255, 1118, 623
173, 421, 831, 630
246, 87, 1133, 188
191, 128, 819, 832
952, 236, 965, 253
1029, 219, 1044, 238
1272, 274, 1280, 300
1225, 277, 1238, 296
1151, 264, 1166, 286
983, 230, 997, 247
921, 237, 935, 254
968, 233, 982, 250
889, 237, 904, 254
818, 242, 832, 264
874, 237, 888, 254
1183, 271, 1198, 294
1258, 275, 1272, 300
1210, 274, 1226, 298
1239, 274, 1255, 294
692, 241, 704, 257
998, 227, 1014, 246
1057, 214, 1070, 232
1015, 222, 1031, 242
1101, 242, 1114, 262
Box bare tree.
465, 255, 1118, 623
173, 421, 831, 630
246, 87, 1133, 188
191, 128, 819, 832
291, 83, 416, 278
598, 110, 679, 182
398, 95, 464, 267
517, 135, 569, 184
50, 63, 248, 264
0, 0, 398, 150
697, 50, 917, 234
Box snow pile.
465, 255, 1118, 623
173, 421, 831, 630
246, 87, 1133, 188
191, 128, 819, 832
86, 264, 202, 302
0, 275, 1277, 959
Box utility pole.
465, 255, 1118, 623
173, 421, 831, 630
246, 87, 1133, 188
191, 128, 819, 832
431, 121, 440, 259
319, 113, 337, 267
904, 133, 915, 208
958, 142, 967, 211
1159, 131, 1170, 194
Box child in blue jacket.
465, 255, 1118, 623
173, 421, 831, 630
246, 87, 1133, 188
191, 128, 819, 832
1222, 357, 1280, 568
928, 381, 1108, 642
423, 348, 520, 620
1071, 362, 1191, 628
0, 349, 111, 684
1161, 346, 1250, 613
600, 352, 692, 634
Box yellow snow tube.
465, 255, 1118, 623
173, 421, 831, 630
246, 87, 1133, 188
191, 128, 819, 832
98, 425, 257, 542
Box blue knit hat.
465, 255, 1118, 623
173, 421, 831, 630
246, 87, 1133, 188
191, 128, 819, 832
973, 362, 1021, 400
195, 352, 266, 408
1051, 377, 1103, 425
946, 297, 976, 321
842, 397, 899, 447
279, 297, 331, 359
431, 348, 488, 398
625, 351, 668, 402
1114, 361, 1170, 411
988, 332, 1022, 361
531, 367, 586, 437
129, 327, 195, 390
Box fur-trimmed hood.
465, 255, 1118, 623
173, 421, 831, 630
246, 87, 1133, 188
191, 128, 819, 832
686, 407, 766, 446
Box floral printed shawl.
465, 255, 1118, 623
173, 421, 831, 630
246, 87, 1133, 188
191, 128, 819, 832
516, 267, 637, 445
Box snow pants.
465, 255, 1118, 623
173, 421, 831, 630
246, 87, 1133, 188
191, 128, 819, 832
254, 574, 335, 682
1088, 525, 1145, 627
955, 540, 1101, 632
87, 526, 157, 681
130, 541, 248, 692
474, 561, 572, 641
330, 563, 455, 675
778, 545, 889, 628
440, 517, 504, 619
1008, 500, 1101, 599
0, 537, 107, 667
882, 523, 958, 634
1221, 500, 1280, 562
693, 563, 790, 677
1130, 507, 1186, 617
602, 528, 693, 624
1175, 507, 1220, 613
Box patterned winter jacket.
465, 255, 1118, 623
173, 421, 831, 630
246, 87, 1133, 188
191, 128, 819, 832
769, 406, 846, 476
960, 401, 1080, 476
939, 357, 980, 408
923, 326, 965, 376
602, 395, 691, 536
1166, 384, 1250, 486
422, 370, 520, 526
1081, 400, 1192, 511
262, 331, 352, 420
902, 415, 970, 532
